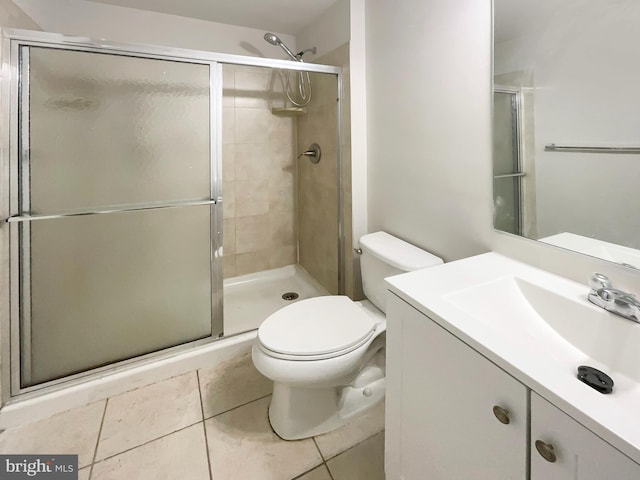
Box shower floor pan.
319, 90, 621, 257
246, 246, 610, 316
223, 264, 329, 336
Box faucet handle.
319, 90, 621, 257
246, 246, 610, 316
589, 273, 612, 291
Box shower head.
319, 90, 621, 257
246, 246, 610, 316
263, 32, 300, 62
264, 32, 280, 46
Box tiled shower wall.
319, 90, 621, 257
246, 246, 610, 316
222, 46, 357, 299
298, 44, 355, 297
222, 65, 297, 278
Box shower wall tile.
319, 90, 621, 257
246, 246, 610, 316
235, 108, 271, 144
269, 210, 296, 250
297, 64, 341, 295
298, 43, 358, 299
222, 66, 235, 107
269, 114, 295, 141
270, 167, 295, 192
235, 250, 271, 276
235, 214, 270, 254
223, 256, 236, 278
337, 53, 359, 300
269, 245, 298, 269
269, 183, 295, 214
235, 144, 270, 180
222, 144, 236, 181
221, 64, 297, 279
223, 218, 236, 256
222, 107, 235, 144
270, 132, 297, 160
222, 180, 235, 219
235, 178, 269, 217
234, 70, 270, 109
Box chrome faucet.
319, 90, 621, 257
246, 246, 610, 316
588, 273, 640, 323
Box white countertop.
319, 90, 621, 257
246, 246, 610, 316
385, 252, 640, 464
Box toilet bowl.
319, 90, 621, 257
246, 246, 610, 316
252, 231, 443, 440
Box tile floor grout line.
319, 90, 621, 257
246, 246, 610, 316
88, 398, 109, 480
311, 437, 336, 480
312, 437, 327, 462
203, 392, 272, 421
321, 428, 386, 463
288, 461, 330, 480
194, 369, 206, 423
324, 461, 336, 480
91, 420, 205, 465
196, 370, 214, 480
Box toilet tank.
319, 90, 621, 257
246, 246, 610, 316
359, 231, 443, 313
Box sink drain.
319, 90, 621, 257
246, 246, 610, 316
282, 292, 299, 301
577, 365, 614, 394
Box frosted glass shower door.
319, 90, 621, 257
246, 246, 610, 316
11, 45, 221, 389
493, 90, 523, 235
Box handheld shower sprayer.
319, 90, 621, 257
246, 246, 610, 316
263, 33, 300, 62
263, 32, 315, 107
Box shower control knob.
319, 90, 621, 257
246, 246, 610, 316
297, 143, 321, 163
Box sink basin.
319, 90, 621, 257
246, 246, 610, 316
445, 275, 640, 383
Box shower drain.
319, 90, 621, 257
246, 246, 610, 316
282, 292, 299, 301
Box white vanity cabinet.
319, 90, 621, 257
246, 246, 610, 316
531, 393, 640, 480
386, 292, 640, 480
385, 293, 528, 480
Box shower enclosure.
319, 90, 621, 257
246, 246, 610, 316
1, 29, 343, 398
493, 88, 523, 235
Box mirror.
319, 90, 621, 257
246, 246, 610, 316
493, 0, 640, 269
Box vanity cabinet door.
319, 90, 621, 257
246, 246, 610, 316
385, 294, 528, 480
531, 392, 640, 480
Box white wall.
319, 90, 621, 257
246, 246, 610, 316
11, 0, 296, 56
295, 0, 350, 60
349, 0, 368, 253
365, 0, 493, 262
365, 0, 640, 294
495, 0, 640, 249
0, 0, 39, 29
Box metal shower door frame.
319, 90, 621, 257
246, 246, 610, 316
2, 30, 225, 398
0, 29, 344, 402
493, 86, 524, 236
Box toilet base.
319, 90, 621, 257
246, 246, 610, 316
268, 361, 385, 440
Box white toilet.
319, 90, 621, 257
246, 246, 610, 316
251, 231, 443, 440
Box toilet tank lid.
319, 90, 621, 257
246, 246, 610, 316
359, 231, 443, 271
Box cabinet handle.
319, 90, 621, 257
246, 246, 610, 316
492, 405, 510, 425
535, 440, 557, 463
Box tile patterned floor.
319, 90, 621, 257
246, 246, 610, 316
0, 354, 385, 479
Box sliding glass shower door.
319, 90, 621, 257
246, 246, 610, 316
493, 89, 523, 235
8, 43, 222, 391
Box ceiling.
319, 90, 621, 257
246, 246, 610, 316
83, 0, 339, 35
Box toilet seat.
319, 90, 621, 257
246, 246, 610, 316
258, 296, 378, 361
